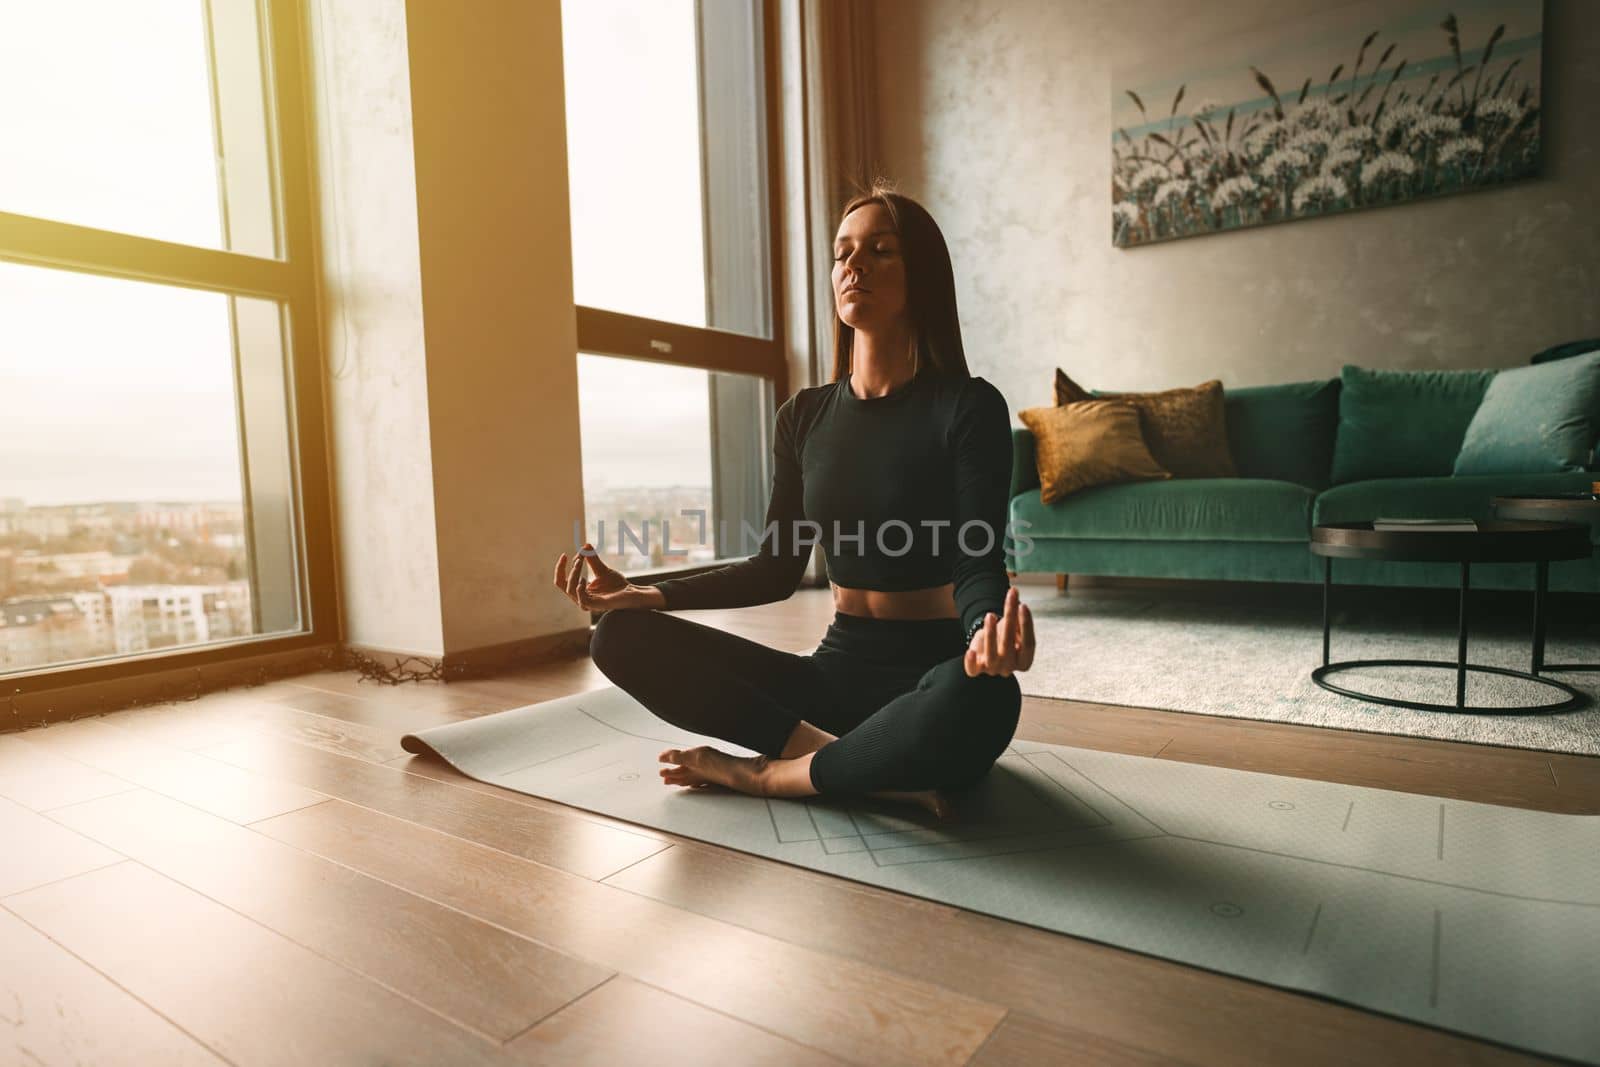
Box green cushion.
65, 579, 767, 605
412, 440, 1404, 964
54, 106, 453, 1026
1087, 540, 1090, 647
1009, 427, 1040, 499
1314, 472, 1600, 540
1223, 379, 1340, 489
1453, 352, 1600, 475
1330, 365, 1496, 484
1010, 478, 1314, 543
1528, 343, 1600, 470
1530, 338, 1600, 365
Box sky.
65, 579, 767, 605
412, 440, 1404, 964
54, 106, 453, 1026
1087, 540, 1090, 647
563, 0, 717, 490
0, 263, 244, 506
0, 0, 222, 246
561, 0, 705, 329
0, 0, 719, 507
0, 0, 239, 507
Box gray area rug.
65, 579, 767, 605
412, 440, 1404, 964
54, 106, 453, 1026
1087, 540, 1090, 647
1019, 592, 1600, 756
401, 687, 1600, 1065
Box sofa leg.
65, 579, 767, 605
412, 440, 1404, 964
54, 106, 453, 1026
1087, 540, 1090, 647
1056, 573, 1069, 593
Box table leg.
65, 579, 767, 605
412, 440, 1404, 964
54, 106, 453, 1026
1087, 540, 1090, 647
1456, 561, 1470, 709
1532, 559, 1548, 675
1322, 556, 1331, 667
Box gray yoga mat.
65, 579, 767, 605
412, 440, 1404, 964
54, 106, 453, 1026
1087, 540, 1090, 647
401, 685, 1600, 1065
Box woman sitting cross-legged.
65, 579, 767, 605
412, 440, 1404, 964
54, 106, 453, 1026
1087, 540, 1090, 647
553, 180, 1035, 820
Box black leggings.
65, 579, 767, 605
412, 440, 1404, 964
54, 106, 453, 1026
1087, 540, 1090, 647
587, 607, 1022, 795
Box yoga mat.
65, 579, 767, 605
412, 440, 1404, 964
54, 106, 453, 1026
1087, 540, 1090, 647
401, 686, 1600, 1065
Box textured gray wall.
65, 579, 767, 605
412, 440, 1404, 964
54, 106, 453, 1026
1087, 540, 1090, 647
871, 0, 1599, 413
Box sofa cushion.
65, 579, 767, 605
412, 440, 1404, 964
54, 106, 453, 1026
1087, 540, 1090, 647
1224, 379, 1340, 490
1011, 478, 1314, 543
1018, 399, 1172, 504
1330, 365, 1497, 484
1454, 351, 1600, 475
1119, 379, 1238, 479
1054, 367, 1092, 405
1064, 372, 1238, 479
1009, 427, 1041, 498
1314, 472, 1600, 540
1530, 338, 1600, 365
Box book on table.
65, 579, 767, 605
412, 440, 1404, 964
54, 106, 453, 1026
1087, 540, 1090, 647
1371, 517, 1478, 532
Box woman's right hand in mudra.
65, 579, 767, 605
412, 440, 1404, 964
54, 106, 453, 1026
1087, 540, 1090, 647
553, 542, 664, 612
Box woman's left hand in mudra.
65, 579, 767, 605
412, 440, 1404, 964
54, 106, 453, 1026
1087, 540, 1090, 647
964, 586, 1035, 678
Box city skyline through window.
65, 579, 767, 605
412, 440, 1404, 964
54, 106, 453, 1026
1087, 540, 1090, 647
0, 0, 299, 676
564, 0, 727, 573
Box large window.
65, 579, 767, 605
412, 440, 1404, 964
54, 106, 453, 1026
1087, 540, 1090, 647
562, 0, 786, 578
577, 354, 777, 573
0, 0, 279, 256
0, 0, 331, 684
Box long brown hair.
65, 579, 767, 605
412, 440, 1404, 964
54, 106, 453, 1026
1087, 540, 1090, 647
829, 180, 972, 384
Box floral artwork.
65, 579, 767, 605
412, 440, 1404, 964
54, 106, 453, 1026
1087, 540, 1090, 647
1110, 0, 1542, 247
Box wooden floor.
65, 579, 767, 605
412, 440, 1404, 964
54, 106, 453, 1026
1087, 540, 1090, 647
3, 585, 1594, 1066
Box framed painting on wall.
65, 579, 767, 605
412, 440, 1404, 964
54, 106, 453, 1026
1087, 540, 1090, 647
1110, 0, 1543, 247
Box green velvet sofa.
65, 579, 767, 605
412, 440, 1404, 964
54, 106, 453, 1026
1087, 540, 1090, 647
1004, 364, 1600, 594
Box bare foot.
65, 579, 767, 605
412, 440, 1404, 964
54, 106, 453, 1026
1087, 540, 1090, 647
658, 745, 955, 820
659, 745, 770, 796
870, 787, 955, 821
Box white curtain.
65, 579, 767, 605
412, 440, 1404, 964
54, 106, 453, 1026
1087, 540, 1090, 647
778, 0, 881, 395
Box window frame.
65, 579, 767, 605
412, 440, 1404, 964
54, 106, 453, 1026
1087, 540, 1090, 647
0, 0, 338, 697
571, 0, 790, 592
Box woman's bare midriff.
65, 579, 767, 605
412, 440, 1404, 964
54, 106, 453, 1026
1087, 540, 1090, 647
831, 581, 959, 620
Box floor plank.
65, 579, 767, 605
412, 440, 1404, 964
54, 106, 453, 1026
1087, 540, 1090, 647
393, 752, 675, 845
2, 585, 1593, 1066
97, 696, 283, 751
968, 1012, 1185, 1067
0, 732, 134, 811
1546, 750, 1600, 808
2, 861, 513, 1066
1019, 697, 1596, 814
198, 732, 668, 881
508, 976, 844, 1066
114, 696, 413, 764
0, 793, 124, 898
257, 684, 470, 734
601, 840, 1550, 1067
1015, 697, 1176, 758
1154, 727, 1579, 812
0, 907, 226, 1066
20, 718, 327, 824
252, 798, 1005, 1067
279, 670, 511, 711
47, 788, 613, 1042
437, 673, 608, 710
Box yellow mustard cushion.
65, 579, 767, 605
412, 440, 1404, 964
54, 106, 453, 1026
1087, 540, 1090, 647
1018, 398, 1174, 504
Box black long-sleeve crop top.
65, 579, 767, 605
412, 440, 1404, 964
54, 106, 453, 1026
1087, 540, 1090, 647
652, 368, 1015, 645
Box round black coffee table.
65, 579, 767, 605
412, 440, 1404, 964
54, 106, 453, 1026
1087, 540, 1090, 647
1492, 493, 1600, 524
1491, 495, 1600, 672
1309, 520, 1592, 713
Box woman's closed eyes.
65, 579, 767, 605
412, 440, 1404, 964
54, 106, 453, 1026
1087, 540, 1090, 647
834, 245, 896, 262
